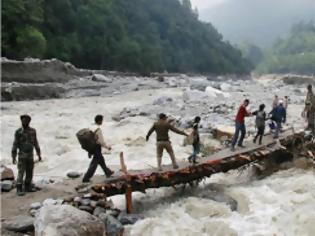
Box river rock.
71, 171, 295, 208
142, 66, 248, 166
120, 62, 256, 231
91, 74, 113, 83
183, 90, 208, 102
93, 206, 107, 217
1, 180, 14, 192
30, 202, 42, 210
117, 212, 143, 225
66, 171, 81, 179
35, 205, 105, 236
205, 86, 229, 98
220, 83, 232, 92
4, 215, 34, 233
190, 78, 209, 91
153, 96, 173, 105
42, 198, 57, 206
98, 213, 124, 236
1, 165, 14, 180
79, 206, 94, 214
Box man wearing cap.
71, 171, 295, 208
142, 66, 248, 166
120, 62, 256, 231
304, 84, 315, 134
12, 115, 42, 196
269, 101, 286, 138
146, 113, 188, 171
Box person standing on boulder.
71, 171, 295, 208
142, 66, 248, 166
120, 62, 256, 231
231, 99, 252, 151
304, 84, 315, 134
82, 115, 114, 183
146, 113, 188, 171
12, 115, 42, 196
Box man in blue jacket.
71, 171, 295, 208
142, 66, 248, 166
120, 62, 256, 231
269, 100, 286, 138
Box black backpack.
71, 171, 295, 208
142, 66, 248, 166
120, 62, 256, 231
76, 128, 99, 155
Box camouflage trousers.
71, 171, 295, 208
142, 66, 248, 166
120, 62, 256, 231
17, 153, 34, 186
307, 111, 315, 134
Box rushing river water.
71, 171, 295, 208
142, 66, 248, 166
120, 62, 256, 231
1, 79, 314, 236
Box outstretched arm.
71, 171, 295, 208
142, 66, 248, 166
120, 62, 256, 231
146, 124, 155, 141
169, 125, 187, 136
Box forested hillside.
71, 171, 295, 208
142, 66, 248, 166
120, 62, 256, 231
257, 22, 315, 75
2, 0, 250, 74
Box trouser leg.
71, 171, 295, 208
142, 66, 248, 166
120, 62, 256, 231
238, 123, 246, 146
24, 157, 34, 186
98, 152, 113, 177
165, 142, 178, 167
156, 143, 164, 169
258, 127, 265, 144
17, 158, 26, 186
231, 122, 241, 147
274, 121, 281, 138
83, 155, 98, 182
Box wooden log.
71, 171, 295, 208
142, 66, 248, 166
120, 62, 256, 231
91, 132, 309, 198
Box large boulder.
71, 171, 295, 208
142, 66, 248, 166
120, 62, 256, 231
1, 180, 14, 192
4, 215, 34, 233
205, 86, 230, 98
1, 165, 14, 180
34, 205, 105, 236
91, 74, 113, 83
98, 213, 124, 236
153, 96, 173, 105
183, 90, 209, 102
189, 78, 210, 91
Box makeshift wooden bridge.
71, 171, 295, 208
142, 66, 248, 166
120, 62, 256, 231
90, 129, 314, 213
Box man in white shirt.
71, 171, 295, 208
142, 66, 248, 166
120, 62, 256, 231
82, 115, 114, 183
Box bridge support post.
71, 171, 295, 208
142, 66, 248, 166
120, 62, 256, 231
125, 186, 133, 213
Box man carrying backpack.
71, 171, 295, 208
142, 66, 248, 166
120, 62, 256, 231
82, 115, 114, 183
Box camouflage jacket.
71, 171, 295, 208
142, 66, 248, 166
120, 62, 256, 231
12, 127, 41, 158
305, 91, 315, 111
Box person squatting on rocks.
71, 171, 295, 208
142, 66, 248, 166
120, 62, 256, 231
188, 116, 201, 164
252, 104, 267, 145
82, 115, 114, 183
12, 115, 42, 196
231, 99, 252, 151
304, 84, 315, 134
146, 113, 188, 171
269, 100, 286, 139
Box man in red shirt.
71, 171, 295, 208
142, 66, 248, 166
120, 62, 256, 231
231, 99, 251, 151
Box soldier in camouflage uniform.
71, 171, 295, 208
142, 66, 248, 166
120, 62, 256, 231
305, 84, 315, 134
12, 115, 42, 196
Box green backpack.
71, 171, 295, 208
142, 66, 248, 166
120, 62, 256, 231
76, 128, 99, 154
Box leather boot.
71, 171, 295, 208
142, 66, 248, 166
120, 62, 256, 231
16, 184, 25, 196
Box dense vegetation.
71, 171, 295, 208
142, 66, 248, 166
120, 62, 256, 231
2, 0, 251, 74
257, 22, 315, 75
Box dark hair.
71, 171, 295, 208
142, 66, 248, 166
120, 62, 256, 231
159, 113, 167, 119
20, 114, 31, 121
307, 84, 312, 90
95, 115, 103, 124
194, 116, 201, 123
244, 99, 250, 103
259, 104, 265, 111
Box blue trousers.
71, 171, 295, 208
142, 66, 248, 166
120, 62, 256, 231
231, 122, 246, 147
188, 144, 200, 162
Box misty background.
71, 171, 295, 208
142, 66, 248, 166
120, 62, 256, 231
192, 0, 315, 48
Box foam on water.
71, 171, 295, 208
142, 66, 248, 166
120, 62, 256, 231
1, 85, 314, 235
